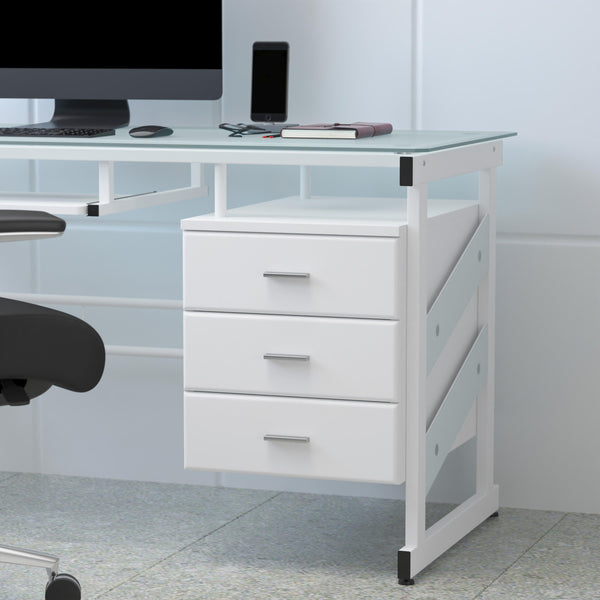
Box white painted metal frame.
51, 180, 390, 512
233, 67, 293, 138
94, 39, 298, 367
89, 161, 208, 217
0, 160, 208, 216
398, 141, 501, 583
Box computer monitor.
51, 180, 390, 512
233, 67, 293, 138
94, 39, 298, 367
0, 2, 222, 129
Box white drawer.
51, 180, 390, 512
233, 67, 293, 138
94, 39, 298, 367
183, 231, 404, 319
184, 312, 404, 403
184, 392, 404, 484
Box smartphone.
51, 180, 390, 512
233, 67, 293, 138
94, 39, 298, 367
251, 41, 289, 123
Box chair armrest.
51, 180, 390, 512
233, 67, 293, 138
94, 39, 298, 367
0, 210, 66, 242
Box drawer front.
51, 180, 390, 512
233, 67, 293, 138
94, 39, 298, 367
183, 231, 404, 319
184, 312, 404, 403
184, 392, 404, 484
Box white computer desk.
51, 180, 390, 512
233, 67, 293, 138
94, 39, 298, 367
0, 127, 516, 584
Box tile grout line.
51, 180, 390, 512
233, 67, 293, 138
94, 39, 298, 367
93, 490, 284, 599
470, 512, 568, 600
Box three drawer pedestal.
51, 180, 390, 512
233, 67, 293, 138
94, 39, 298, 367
182, 196, 479, 486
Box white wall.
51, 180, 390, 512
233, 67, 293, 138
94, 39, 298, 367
1, 0, 599, 514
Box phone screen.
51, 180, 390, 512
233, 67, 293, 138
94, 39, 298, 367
251, 43, 288, 121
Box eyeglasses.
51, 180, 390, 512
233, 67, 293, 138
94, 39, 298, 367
219, 123, 269, 137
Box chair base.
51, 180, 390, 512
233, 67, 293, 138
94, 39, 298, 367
0, 544, 81, 600
0, 542, 59, 576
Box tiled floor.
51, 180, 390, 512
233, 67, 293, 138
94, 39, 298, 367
0, 472, 598, 599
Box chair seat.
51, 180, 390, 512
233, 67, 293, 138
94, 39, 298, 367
0, 297, 105, 404
0, 210, 66, 234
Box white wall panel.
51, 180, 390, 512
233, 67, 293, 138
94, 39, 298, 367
223, 0, 412, 126
0, 240, 36, 292
421, 0, 600, 236
37, 225, 183, 300
0, 100, 35, 198
495, 240, 600, 513
0, 405, 38, 473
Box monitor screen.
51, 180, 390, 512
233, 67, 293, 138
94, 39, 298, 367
0, 2, 222, 127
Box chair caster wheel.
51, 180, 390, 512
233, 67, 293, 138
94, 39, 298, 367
45, 573, 81, 600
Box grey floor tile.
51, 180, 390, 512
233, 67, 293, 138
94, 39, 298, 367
479, 513, 600, 600
0, 471, 17, 482
0, 474, 277, 600
0, 474, 576, 600
98, 496, 564, 600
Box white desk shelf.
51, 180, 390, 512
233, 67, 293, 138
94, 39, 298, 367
0, 128, 515, 584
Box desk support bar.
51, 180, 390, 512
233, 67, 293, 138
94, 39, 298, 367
214, 163, 227, 217
404, 182, 429, 562
87, 185, 206, 217
476, 167, 497, 495
86, 160, 208, 216
98, 161, 115, 206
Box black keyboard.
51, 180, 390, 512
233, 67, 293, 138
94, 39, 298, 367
0, 127, 116, 138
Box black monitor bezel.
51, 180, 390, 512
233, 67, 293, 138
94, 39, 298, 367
0, 68, 222, 101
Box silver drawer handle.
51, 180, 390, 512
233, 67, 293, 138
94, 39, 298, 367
263, 271, 310, 278
264, 434, 310, 443
263, 353, 310, 361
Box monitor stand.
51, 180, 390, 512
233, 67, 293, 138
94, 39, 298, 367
23, 99, 131, 130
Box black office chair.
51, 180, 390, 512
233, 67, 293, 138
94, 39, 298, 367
0, 210, 105, 600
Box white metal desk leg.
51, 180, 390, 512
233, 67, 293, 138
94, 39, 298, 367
214, 163, 227, 217
399, 183, 428, 585
477, 167, 498, 498
398, 167, 501, 586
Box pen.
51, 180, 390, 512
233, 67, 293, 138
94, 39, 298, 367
263, 133, 281, 138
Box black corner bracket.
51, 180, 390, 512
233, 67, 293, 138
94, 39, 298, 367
87, 203, 100, 217
399, 156, 413, 187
